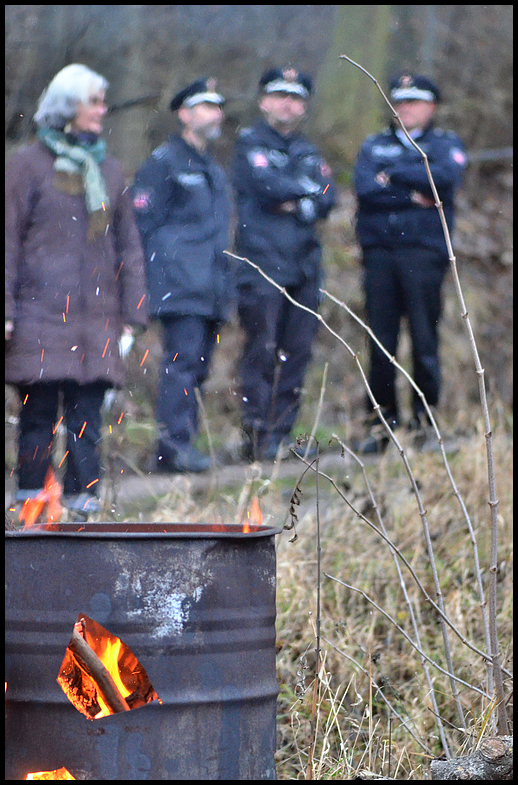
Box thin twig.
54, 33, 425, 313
282, 361, 329, 539
331, 433, 451, 755
339, 52, 506, 734
325, 574, 488, 697
323, 288, 493, 697
322, 637, 435, 757
292, 451, 506, 676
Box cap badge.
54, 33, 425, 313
401, 75, 414, 88
282, 68, 298, 83
206, 77, 217, 92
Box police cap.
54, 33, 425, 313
170, 77, 225, 112
259, 67, 313, 100
389, 73, 441, 103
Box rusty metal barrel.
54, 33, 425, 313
5, 522, 280, 780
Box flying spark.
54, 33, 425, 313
102, 338, 110, 358
137, 294, 145, 309
58, 451, 69, 468
78, 422, 87, 439
140, 349, 149, 367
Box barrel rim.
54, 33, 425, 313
5, 522, 282, 539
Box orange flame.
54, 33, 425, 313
57, 615, 161, 720
26, 768, 75, 780
93, 636, 132, 719
244, 495, 263, 533
19, 468, 63, 529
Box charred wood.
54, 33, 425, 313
67, 627, 130, 715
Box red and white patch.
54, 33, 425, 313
451, 149, 467, 166
320, 161, 332, 177
251, 152, 269, 168
132, 191, 152, 210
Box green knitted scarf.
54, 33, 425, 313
37, 127, 110, 218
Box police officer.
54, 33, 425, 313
133, 78, 231, 472
232, 67, 336, 461
354, 73, 466, 452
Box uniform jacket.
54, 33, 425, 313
5, 141, 148, 387
354, 123, 466, 254
231, 120, 336, 287
132, 135, 232, 321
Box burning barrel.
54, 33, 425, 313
5, 522, 280, 780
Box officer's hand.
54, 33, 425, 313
296, 197, 317, 223
278, 201, 297, 213
119, 325, 135, 358
5, 320, 14, 341
375, 171, 390, 187
410, 190, 435, 208
298, 175, 321, 195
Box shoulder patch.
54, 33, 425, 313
450, 148, 467, 166
132, 189, 153, 211
321, 161, 332, 178
248, 149, 269, 168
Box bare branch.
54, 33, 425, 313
339, 51, 507, 736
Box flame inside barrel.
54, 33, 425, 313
57, 614, 161, 720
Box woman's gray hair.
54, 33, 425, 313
34, 63, 109, 130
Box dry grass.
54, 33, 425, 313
271, 422, 513, 779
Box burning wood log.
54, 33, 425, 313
67, 627, 130, 714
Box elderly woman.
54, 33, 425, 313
5, 63, 147, 521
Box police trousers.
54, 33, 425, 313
362, 245, 448, 424
15, 381, 108, 495
238, 277, 319, 441
156, 315, 219, 447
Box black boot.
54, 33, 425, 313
156, 437, 211, 473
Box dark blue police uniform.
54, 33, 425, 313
354, 74, 466, 431
232, 99, 336, 458
133, 79, 231, 471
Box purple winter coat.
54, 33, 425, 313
5, 141, 148, 387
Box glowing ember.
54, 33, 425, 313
19, 468, 63, 529
57, 614, 161, 720
26, 767, 75, 780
